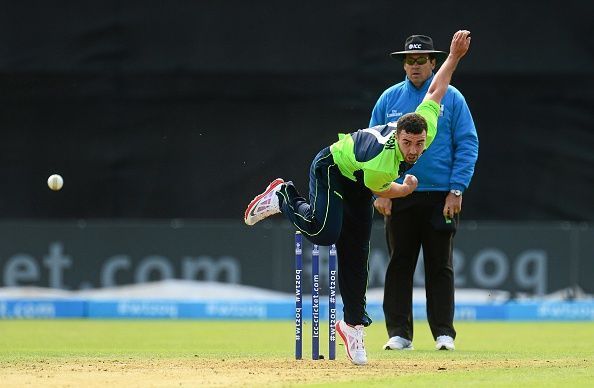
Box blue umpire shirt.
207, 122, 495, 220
370, 74, 478, 193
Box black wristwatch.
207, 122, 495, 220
450, 189, 462, 197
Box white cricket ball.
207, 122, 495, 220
47, 174, 64, 191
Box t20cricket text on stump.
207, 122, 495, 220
294, 231, 337, 360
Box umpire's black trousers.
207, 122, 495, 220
383, 191, 457, 341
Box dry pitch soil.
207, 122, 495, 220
0, 357, 588, 387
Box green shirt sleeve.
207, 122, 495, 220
415, 100, 440, 149
364, 171, 393, 193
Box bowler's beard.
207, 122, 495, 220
405, 154, 418, 163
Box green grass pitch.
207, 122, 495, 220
0, 320, 592, 387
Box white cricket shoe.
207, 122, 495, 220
335, 320, 367, 366
383, 336, 414, 350
435, 335, 455, 350
244, 178, 284, 225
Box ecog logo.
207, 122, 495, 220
408, 43, 422, 49
365, 247, 549, 295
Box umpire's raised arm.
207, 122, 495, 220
424, 30, 471, 105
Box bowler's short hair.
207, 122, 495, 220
396, 113, 427, 135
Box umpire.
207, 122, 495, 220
371, 34, 478, 351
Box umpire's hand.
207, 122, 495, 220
374, 197, 392, 216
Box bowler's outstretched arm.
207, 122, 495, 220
424, 30, 471, 105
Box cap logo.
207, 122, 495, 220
391, 35, 446, 62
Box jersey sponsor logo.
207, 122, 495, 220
384, 138, 396, 150
387, 109, 403, 118
384, 132, 396, 150
440, 104, 444, 117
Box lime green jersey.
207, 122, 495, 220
330, 99, 439, 192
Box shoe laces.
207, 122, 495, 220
354, 326, 365, 350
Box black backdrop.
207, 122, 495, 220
0, 0, 593, 220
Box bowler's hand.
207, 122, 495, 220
449, 30, 471, 60
402, 174, 418, 196
374, 197, 392, 216
443, 192, 462, 219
